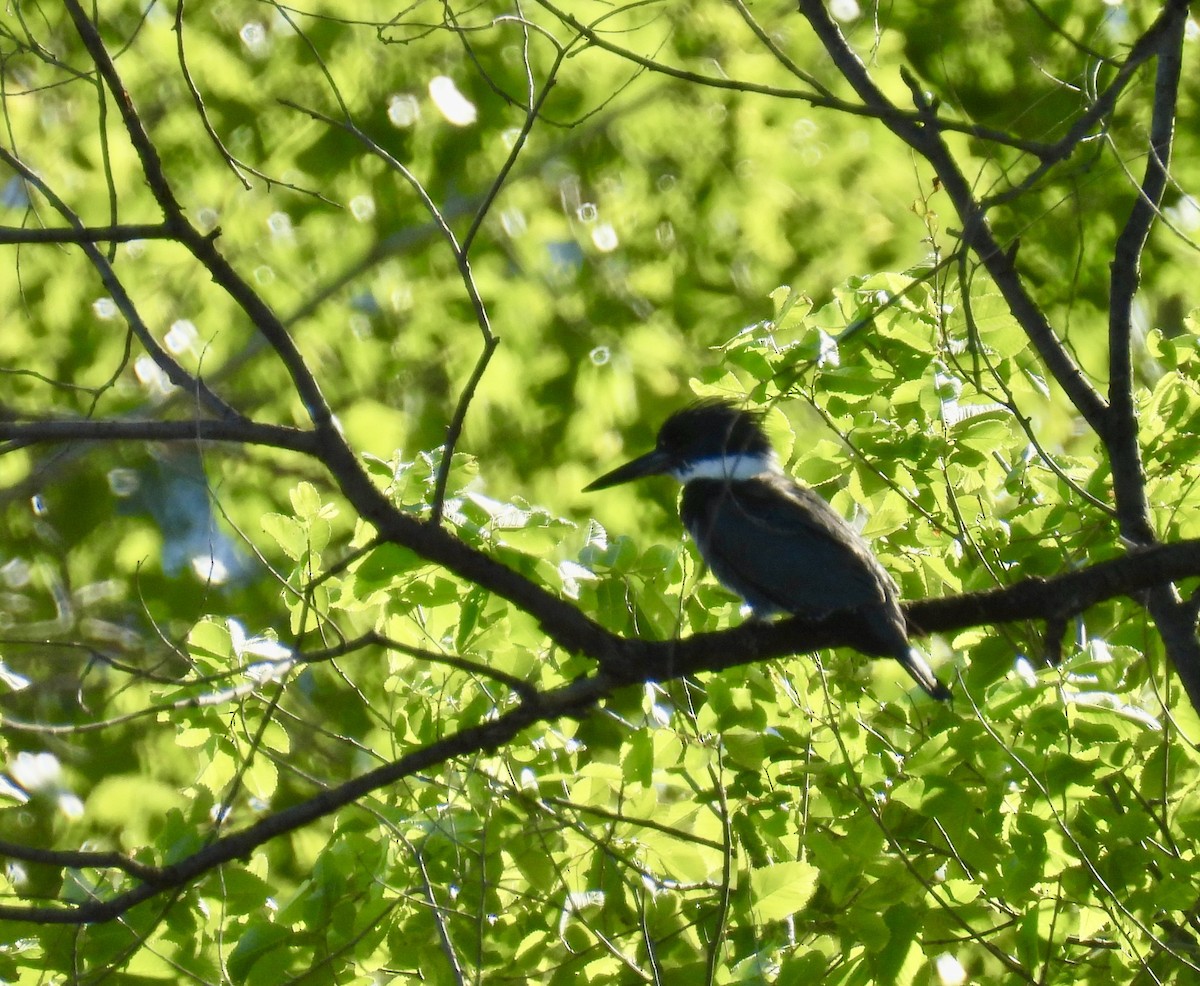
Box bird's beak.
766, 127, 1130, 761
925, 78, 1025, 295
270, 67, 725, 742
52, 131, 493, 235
583, 448, 674, 491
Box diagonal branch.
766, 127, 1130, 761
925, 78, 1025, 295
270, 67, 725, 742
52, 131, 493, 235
1106, 0, 1188, 544
277, 99, 503, 524
0, 146, 236, 421
796, 0, 1110, 435
1099, 0, 1200, 709
62, 0, 340, 438
983, 9, 1182, 210
533, 0, 1053, 154
6, 534, 1200, 924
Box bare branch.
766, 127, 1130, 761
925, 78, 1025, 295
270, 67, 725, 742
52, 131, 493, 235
729, 0, 834, 98
431, 17, 569, 524
6, 535, 1200, 924
300, 630, 539, 703
534, 0, 1053, 155
172, 0, 251, 191
1099, 1, 1199, 709
0, 840, 168, 886
0, 146, 236, 420
0, 223, 176, 244
277, 100, 500, 524
0, 418, 318, 454
796, 0, 1111, 435
63, 0, 343, 438
983, 6, 1178, 210
1107, 0, 1189, 543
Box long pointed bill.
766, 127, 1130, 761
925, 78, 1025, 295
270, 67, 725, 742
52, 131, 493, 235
583, 448, 674, 491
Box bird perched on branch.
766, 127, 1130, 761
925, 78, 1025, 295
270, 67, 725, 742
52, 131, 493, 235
584, 398, 951, 700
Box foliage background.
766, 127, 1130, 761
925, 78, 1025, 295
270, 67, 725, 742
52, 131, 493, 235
0, 1, 1199, 983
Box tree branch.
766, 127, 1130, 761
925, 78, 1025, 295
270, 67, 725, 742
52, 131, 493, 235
0, 222, 177, 244
1100, 0, 1200, 709
0, 146, 235, 421
1106, 0, 1188, 544
534, 0, 1053, 155
276, 99, 502, 525
4, 535, 1200, 924
983, 8, 1182, 210
796, 0, 1110, 435
0, 418, 318, 454
63, 0, 342, 438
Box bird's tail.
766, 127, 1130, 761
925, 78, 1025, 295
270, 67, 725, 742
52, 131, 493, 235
897, 647, 952, 701
863, 606, 952, 701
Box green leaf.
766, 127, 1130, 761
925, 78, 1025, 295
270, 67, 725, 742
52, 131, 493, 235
227, 921, 293, 984
260, 512, 306, 560
748, 861, 819, 921
289, 481, 322, 520
355, 542, 424, 587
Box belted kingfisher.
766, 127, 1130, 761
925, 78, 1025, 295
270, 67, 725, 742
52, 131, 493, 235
584, 398, 951, 700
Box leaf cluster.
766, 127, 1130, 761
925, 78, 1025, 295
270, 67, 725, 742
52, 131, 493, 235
0, 1, 1199, 984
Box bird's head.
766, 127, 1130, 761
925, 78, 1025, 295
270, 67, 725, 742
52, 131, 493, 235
584, 398, 778, 491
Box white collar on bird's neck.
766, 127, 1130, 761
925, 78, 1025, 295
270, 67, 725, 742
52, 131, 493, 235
670, 451, 781, 483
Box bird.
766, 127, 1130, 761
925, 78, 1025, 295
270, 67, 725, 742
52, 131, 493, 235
584, 398, 951, 700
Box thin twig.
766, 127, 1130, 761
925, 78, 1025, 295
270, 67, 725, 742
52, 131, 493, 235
276, 99, 501, 524
64, 0, 342, 436
534, 0, 1053, 155
796, 0, 1109, 436
0, 146, 236, 420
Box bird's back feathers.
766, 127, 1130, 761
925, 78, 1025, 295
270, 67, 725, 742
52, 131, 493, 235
680, 474, 950, 700
680, 474, 894, 619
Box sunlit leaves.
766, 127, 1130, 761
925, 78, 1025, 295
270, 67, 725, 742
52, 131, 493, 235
749, 860, 820, 921
0, 0, 1198, 982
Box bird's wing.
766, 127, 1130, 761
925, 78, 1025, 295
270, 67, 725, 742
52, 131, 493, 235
682, 476, 894, 618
